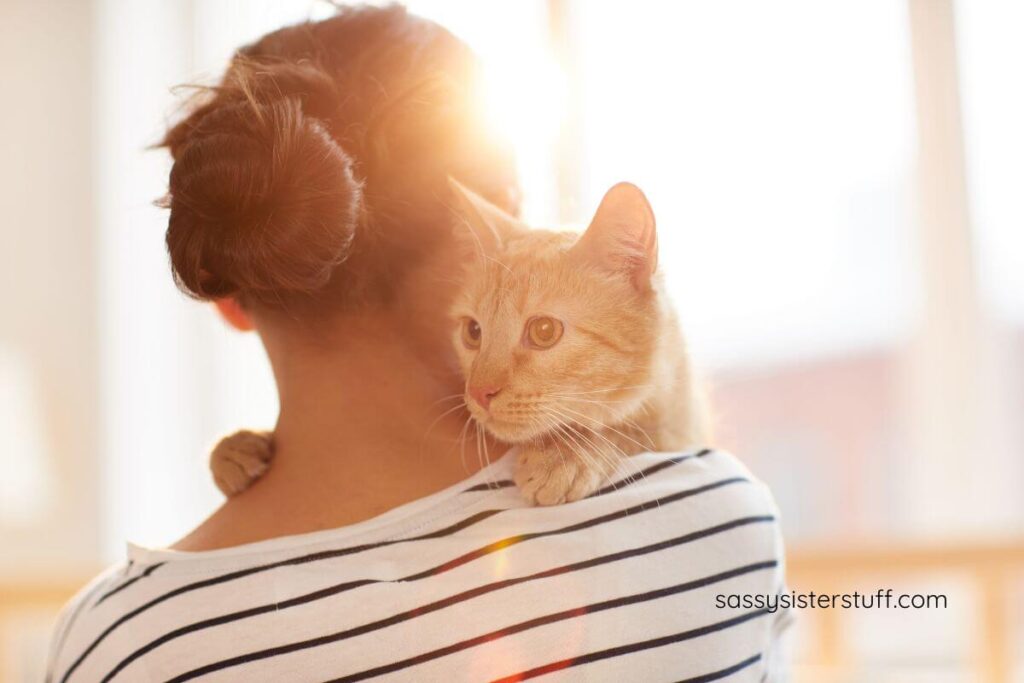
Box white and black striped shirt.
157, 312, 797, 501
47, 448, 790, 682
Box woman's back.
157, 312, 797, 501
48, 448, 787, 682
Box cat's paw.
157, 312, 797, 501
514, 447, 606, 506
210, 430, 274, 497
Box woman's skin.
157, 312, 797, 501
174, 248, 505, 552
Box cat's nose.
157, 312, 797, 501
468, 385, 502, 410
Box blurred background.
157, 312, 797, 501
1, 0, 1021, 680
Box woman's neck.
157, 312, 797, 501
174, 316, 503, 551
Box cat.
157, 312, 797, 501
209, 181, 709, 505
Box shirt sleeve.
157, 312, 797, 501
44, 564, 125, 682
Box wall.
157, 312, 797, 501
0, 0, 101, 579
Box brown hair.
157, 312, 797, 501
162, 5, 518, 308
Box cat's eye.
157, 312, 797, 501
462, 317, 482, 349
525, 316, 563, 349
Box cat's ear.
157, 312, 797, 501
571, 182, 658, 290
447, 177, 521, 256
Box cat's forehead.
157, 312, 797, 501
461, 229, 580, 311
504, 228, 578, 257
489, 229, 579, 277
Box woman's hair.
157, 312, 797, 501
162, 5, 518, 308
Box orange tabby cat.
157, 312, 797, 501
210, 181, 708, 504
446, 180, 707, 503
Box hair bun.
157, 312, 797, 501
165, 96, 362, 303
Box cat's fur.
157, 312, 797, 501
209, 182, 708, 505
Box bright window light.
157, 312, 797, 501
574, 0, 918, 369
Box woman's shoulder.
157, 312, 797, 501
45, 562, 132, 681
612, 447, 781, 520
601, 447, 785, 567
479, 447, 782, 537
431, 447, 787, 627
429, 447, 790, 680
483, 447, 784, 561
46, 448, 788, 682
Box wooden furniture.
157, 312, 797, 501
787, 541, 1024, 682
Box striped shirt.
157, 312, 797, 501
46, 448, 790, 682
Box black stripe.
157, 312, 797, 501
490, 612, 769, 683
672, 653, 763, 683
462, 448, 712, 495
103, 514, 773, 681
159, 477, 752, 683
65, 449, 712, 682
590, 448, 711, 497
462, 479, 515, 492
400, 476, 747, 583
59, 509, 502, 682
93, 562, 164, 608
325, 563, 776, 683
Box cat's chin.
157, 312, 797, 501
473, 416, 546, 444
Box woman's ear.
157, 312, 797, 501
570, 182, 658, 291
214, 297, 255, 332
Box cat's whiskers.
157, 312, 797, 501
546, 406, 643, 492
549, 396, 657, 450
546, 395, 635, 406
536, 409, 598, 489
555, 404, 653, 455
560, 427, 602, 486
553, 398, 657, 448
556, 420, 617, 490
544, 396, 637, 435
420, 400, 469, 447
574, 425, 627, 494
475, 421, 485, 475
540, 409, 573, 456
619, 416, 657, 451
543, 412, 586, 461
457, 412, 474, 476
544, 385, 654, 397
430, 392, 468, 406
536, 411, 577, 485
547, 428, 569, 464
552, 389, 655, 448
479, 424, 496, 487
570, 418, 627, 479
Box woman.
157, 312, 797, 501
47, 6, 788, 681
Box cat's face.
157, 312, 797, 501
449, 182, 661, 444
